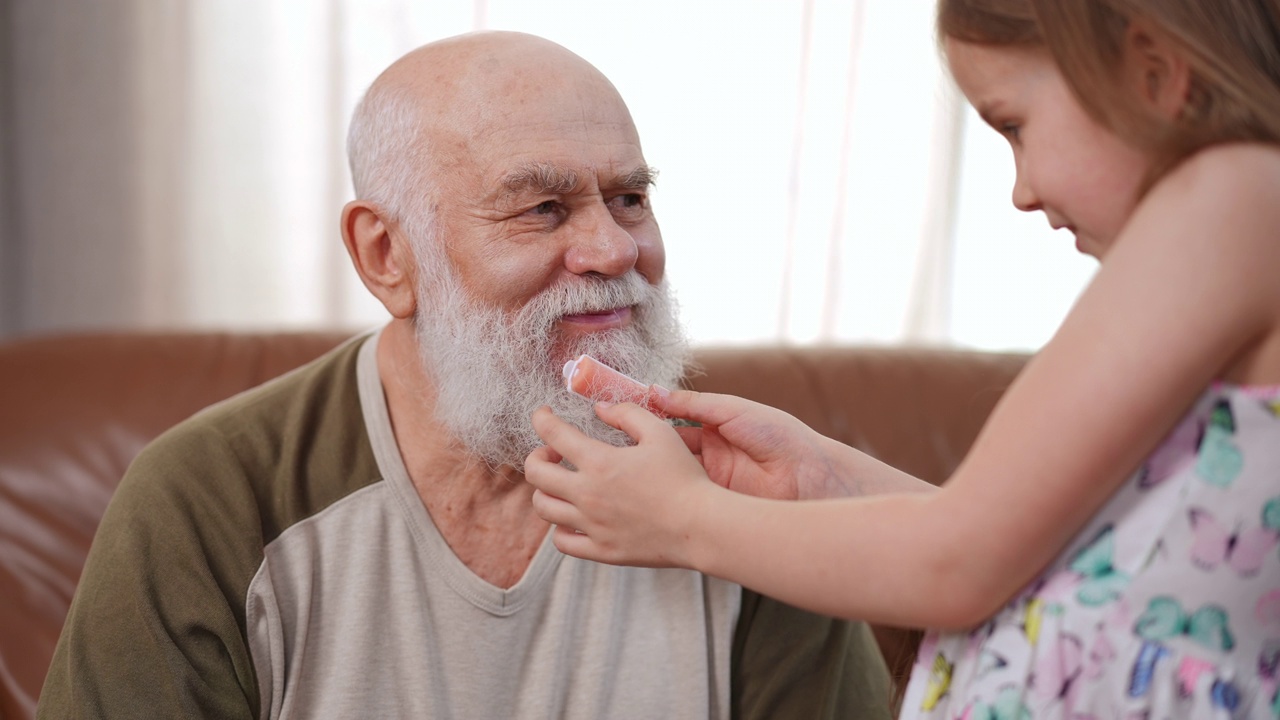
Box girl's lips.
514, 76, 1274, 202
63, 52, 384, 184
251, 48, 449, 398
560, 306, 633, 328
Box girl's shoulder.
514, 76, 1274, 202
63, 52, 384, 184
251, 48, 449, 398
1141, 143, 1280, 256
1156, 144, 1280, 386
1114, 142, 1280, 381
1160, 142, 1280, 204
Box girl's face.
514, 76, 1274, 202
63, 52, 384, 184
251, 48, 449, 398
946, 39, 1152, 260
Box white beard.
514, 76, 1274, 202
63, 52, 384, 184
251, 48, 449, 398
412, 267, 690, 469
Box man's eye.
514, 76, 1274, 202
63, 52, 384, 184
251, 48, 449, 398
609, 194, 646, 211
532, 200, 559, 215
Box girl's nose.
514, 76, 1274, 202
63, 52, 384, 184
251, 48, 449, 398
1011, 163, 1040, 213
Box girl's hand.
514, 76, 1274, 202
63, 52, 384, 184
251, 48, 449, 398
525, 403, 720, 568
654, 389, 847, 500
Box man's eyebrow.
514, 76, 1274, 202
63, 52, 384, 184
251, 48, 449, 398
497, 162, 659, 197
613, 165, 659, 190
500, 163, 580, 195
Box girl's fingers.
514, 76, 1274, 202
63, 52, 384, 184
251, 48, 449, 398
651, 389, 750, 427
526, 444, 563, 467
524, 442, 583, 503
529, 487, 582, 529
534, 493, 607, 564
550, 524, 602, 562
526, 446, 601, 551
593, 400, 677, 443
674, 425, 704, 455
530, 406, 598, 464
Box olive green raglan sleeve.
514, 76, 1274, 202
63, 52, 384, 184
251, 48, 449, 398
730, 588, 893, 720
37, 426, 265, 720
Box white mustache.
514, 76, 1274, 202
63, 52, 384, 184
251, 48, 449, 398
518, 273, 649, 330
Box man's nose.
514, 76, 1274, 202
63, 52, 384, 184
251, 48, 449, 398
563, 206, 639, 277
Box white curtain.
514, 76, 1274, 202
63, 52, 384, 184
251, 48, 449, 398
0, 0, 1095, 350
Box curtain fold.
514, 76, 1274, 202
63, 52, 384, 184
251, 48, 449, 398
7, 0, 150, 334
904, 78, 966, 343
0, 0, 16, 337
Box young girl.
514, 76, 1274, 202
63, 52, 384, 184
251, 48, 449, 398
525, 0, 1280, 716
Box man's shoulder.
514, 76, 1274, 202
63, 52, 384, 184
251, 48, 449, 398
732, 587, 893, 720
117, 333, 381, 542
183, 332, 368, 442
40, 338, 380, 720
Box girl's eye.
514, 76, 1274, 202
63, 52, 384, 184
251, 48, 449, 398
1000, 123, 1021, 141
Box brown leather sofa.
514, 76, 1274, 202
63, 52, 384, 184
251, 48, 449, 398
0, 330, 1028, 719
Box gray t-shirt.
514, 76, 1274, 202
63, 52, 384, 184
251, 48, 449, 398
39, 333, 892, 719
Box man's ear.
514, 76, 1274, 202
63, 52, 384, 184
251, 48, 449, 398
341, 200, 417, 319
1124, 17, 1193, 120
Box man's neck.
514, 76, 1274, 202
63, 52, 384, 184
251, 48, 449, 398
377, 322, 551, 589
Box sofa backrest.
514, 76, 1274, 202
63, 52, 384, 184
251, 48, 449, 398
0, 332, 1026, 718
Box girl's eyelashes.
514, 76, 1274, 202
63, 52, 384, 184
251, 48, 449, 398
977, 110, 1022, 143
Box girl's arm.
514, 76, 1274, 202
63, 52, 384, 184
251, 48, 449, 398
527, 144, 1280, 628
658, 389, 936, 501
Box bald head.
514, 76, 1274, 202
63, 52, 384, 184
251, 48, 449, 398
346, 32, 638, 230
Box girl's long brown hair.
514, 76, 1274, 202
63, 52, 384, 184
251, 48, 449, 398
938, 0, 1280, 189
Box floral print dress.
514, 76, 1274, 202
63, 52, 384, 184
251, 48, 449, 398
899, 384, 1280, 719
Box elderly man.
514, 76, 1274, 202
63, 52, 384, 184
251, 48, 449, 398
39, 32, 890, 718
